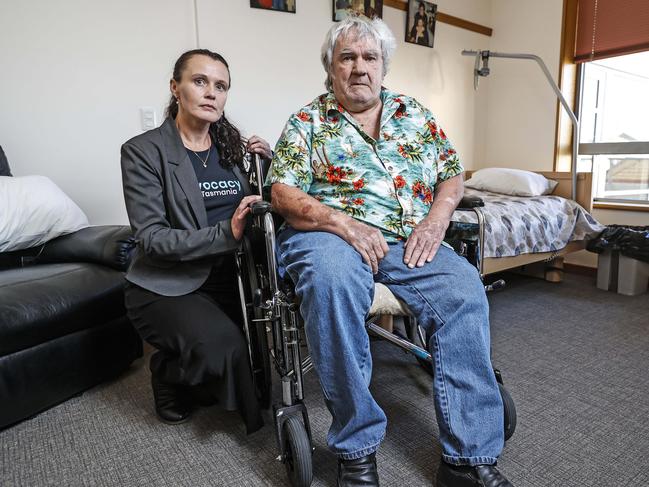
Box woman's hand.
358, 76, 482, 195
246, 135, 273, 160
231, 195, 263, 241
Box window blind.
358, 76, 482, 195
575, 0, 649, 62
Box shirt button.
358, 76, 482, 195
387, 165, 394, 171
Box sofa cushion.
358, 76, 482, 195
0, 263, 126, 356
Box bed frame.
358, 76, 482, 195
463, 171, 594, 281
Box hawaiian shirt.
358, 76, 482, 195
267, 88, 463, 243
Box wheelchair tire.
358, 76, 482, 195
282, 415, 313, 487
499, 382, 517, 442
241, 237, 273, 409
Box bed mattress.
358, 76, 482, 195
451, 188, 605, 258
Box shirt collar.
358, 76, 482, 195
323, 91, 346, 117
322, 88, 407, 121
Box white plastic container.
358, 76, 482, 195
597, 250, 649, 296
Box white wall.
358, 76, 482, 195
0, 0, 195, 225
476, 0, 564, 171
0, 0, 490, 225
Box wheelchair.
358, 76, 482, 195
233, 155, 517, 487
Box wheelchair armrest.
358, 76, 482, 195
250, 200, 272, 216
458, 195, 484, 209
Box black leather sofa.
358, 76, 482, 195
0, 225, 143, 429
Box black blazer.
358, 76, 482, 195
121, 118, 252, 296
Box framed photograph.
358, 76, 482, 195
405, 0, 437, 48
250, 0, 296, 14
333, 0, 383, 22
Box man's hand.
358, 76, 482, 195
231, 195, 262, 241
343, 218, 389, 274
403, 174, 463, 269
403, 216, 448, 268
271, 183, 389, 273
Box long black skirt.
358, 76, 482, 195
124, 256, 263, 434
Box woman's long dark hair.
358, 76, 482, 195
165, 49, 245, 170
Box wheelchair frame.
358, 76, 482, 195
233, 155, 515, 487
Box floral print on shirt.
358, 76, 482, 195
268, 89, 463, 242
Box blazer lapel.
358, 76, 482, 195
161, 118, 208, 228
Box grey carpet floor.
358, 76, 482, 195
2, 273, 648, 487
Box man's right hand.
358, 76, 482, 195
342, 218, 389, 274
271, 183, 388, 273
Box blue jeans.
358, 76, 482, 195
276, 228, 504, 465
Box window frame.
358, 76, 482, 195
556, 0, 649, 211
577, 60, 649, 207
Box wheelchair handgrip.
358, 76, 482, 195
250, 200, 272, 215
458, 195, 485, 208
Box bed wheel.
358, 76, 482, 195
498, 382, 517, 442
282, 415, 313, 487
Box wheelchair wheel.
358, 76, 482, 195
282, 415, 313, 487
241, 236, 273, 409
498, 382, 517, 441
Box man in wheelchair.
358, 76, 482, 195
267, 15, 514, 487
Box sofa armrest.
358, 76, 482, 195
35, 225, 135, 271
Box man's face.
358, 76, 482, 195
330, 33, 383, 112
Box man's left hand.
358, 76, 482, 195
246, 135, 273, 160
403, 216, 448, 268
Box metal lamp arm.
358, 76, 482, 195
462, 50, 579, 200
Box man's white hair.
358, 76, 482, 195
321, 15, 397, 92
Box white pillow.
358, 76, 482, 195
0, 175, 89, 252
464, 167, 558, 197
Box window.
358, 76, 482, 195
578, 51, 649, 204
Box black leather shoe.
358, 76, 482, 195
151, 374, 191, 424
337, 453, 379, 486
436, 462, 514, 487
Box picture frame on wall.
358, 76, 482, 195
405, 0, 437, 48
333, 0, 383, 22
250, 0, 296, 14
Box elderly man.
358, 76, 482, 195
268, 16, 514, 487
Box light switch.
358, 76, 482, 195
140, 107, 157, 131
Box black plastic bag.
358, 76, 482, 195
587, 225, 649, 263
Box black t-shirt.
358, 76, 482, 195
187, 144, 244, 226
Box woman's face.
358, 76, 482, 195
418, 5, 425, 15
417, 18, 425, 29
171, 54, 230, 125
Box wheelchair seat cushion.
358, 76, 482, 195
369, 283, 411, 317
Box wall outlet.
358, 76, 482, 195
140, 107, 157, 131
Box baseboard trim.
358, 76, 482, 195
564, 263, 597, 277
